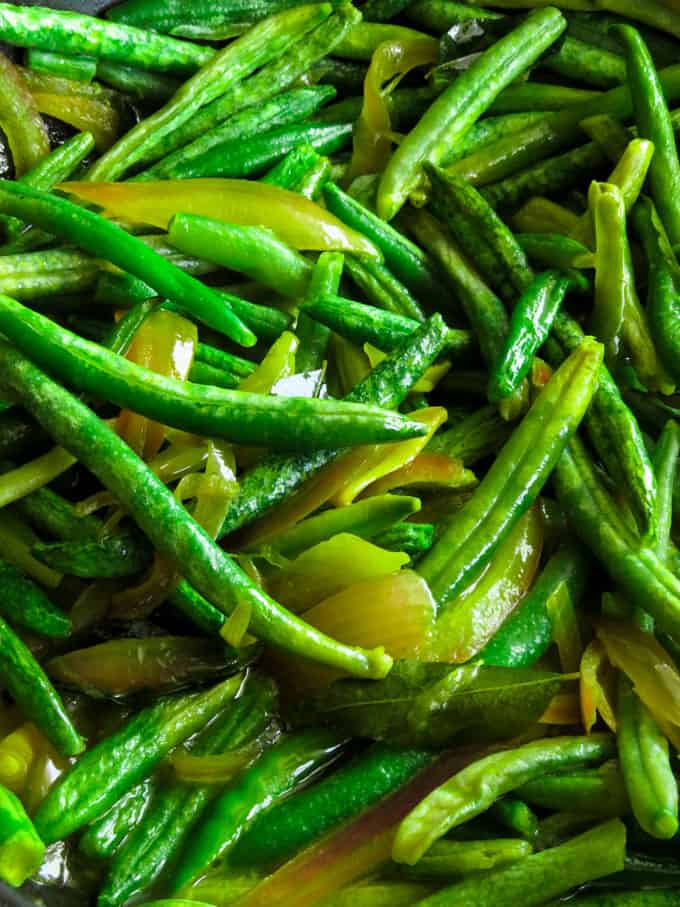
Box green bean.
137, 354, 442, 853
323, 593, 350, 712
590, 181, 629, 359
344, 255, 427, 322
0, 615, 83, 757
79, 778, 153, 861
232, 743, 433, 870
553, 435, 680, 640
547, 892, 680, 906
0, 784, 45, 886
216, 314, 449, 537
262, 143, 325, 190
482, 540, 591, 669
142, 86, 336, 180
415, 819, 626, 907
489, 271, 568, 402
0, 412, 44, 462
401, 837, 533, 881
0, 3, 212, 71
542, 35, 626, 89
14, 486, 102, 542
409, 0, 500, 25
302, 293, 474, 355
418, 338, 603, 606
617, 674, 679, 839
393, 735, 615, 865
96, 60, 180, 101
489, 799, 539, 841
480, 140, 608, 212
169, 730, 345, 892
104, 299, 155, 358
332, 21, 427, 61
0, 560, 70, 638
489, 82, 602, 116
518, 761, 630, 817
323, 181, 446, 304
0, 295, 425, 451
297, 251, 344, 374
634, 195, 680, 385
27, 48, 97, 82
195, 343, 255, 379
34, 676, 243, 844
427, 405, 511, 466
32, 532, 153, 579
617, 25, 680, 248
189, 360, 240, 390
549, 314, 658, 536
426, 164, 533, 300
98, 675, 276, 906
0, 180, 255, 347
440, 112, 551, 169
158, 121, 352, 181
517, 233, 594, 271
0, 341, 394, 679
168, 212, 312, 299
93, 4, 355, 178
448, 64, 680, 189
377, 7, 567, 220
0, 445, 76, 509
403, 209, 510, 375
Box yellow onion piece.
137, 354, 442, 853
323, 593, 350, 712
59, 179, 380, 256
267, 533, 408, 614
580, 639, 617, 734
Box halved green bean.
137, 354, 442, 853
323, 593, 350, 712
0, 180, 255, 346
0, 341, 394, 679
418, 338, 603, 606
0, 295, 426, 451
393, 735, 615, 865
377, 7, 567, 220
590, 181, 628, 359
400, 838, 533, 881
86, 3, 332, 181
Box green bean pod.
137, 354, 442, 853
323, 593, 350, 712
0, 342, 395, 679
79, 778, 154, 860
297, 251, 344, 374
0, 180, 255, 347
617, 674, 679, 839
489, 271, 568, 402
0, 295, 428, 452
0, 560, 70, 638
170, 730, 345, 892
377, 7, 567, 220
34, 676, 244, 844
418, 337, 603, 607
617, 24, 680, 247
0, 616, 83, 757
393, 734, 615, 865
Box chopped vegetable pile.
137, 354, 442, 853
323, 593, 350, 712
2, 0, 680, 905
